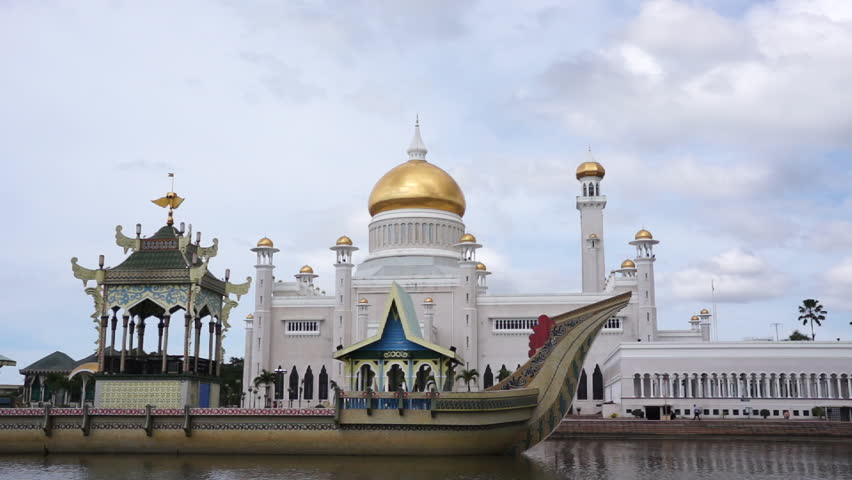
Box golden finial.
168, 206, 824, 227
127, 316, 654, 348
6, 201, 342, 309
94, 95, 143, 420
151, 173, 185, 226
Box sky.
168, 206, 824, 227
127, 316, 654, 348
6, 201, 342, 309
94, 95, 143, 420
1, 0, 851, 384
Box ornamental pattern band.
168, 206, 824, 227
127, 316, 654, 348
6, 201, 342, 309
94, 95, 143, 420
107, 284, 189, 311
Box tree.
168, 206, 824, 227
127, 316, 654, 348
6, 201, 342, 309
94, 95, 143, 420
788, 330, 811, 341
798, 299, 827, 340
253, 369, 276, 406
497, 365, 512, 382
760, 409, 770, 419
44, 373, 71, 406
455, 368, 480, 392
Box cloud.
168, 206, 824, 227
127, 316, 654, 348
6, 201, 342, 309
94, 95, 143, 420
670, 248, 791, 302
823, 256, 852, 312
529, 0, 852, 149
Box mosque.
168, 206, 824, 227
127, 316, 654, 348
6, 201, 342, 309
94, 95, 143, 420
244, 122, 852, 420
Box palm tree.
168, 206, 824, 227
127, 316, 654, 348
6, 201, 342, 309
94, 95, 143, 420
253, 369, 276, 407
455, 368, 480, 392
497, 364, 512, 382
798, 299, 827, 340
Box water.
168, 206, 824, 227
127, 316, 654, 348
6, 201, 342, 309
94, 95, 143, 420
0, 439, 850, 480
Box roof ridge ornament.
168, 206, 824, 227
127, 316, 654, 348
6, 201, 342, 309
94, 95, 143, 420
407, 115, 428, 161
151, 173, 184, 226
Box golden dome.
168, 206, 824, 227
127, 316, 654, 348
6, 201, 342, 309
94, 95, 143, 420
476, 262, 487, 271
336, 235, 353, 246
635, 229, 653, 240
700, 308, 710, 315
299, 265, 314, 274
690, 315, 700, 321
423, 297, 433, 303
589, 233, 598, 239
621, 259, 635, 269
576, 161, 606, 180
358, 298, 368, 304
368, 160, 466, 217
246, 313, 255, 320
459, 233, 477, 243
257, 237, 274, 247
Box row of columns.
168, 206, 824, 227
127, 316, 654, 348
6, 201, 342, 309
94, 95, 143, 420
97, 311, 223, 376
634, 372, 852, 400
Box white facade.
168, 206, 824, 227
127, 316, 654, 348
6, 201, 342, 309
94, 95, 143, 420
603, 342, 852, 421
243, 124, 732, 411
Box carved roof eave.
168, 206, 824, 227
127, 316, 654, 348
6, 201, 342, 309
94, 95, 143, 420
99, 269, 228, 296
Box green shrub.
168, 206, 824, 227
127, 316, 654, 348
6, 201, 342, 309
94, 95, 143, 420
812, 406, 825, 418
610, 412, 618, 418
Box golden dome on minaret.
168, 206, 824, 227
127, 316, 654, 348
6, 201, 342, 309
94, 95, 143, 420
621, 259, 635, 269
336, 235, 353, 246
691, 315, 700, 321
423, 297, 433, 303
358, 298, 369, 304
476, 262, 487, 271
299, 265, 314, 274
634, 229, 653, 240
459, 233, 477, 243
257, 237, 274, 247
700, 308, 710, 315
367, 120, 466, 217
576, 161, 606, 180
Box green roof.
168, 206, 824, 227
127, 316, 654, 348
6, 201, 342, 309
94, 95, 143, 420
0, 355, 15, 367
113, 249, 188, 270
19, 351, 75, 374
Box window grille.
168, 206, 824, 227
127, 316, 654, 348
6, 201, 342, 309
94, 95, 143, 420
492, 318, 537, 333
285, 321, 320, 335
603, 317, 622, 330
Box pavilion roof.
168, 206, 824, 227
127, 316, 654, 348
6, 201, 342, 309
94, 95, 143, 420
333, 283, 463, 362
0, 355, 15, 367
19, 351, 75, 375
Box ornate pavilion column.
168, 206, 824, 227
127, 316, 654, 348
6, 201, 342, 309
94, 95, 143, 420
120, 313, 130, 372
137, 318, 146, 356
128, 317, 136, 358
193, 317, 203, 373
98, 314, 109, 372
161, 314, 171, 373
157, 319, 164, 354
109, 315, 118, 372
215, 321, 223, 376
183, 312, 192, 373
207, 320, 215, 375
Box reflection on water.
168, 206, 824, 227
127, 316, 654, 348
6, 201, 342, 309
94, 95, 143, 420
0, 439, 850, 480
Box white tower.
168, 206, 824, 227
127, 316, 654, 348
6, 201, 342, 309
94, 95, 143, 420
249, 237, 278, 396
455, 233, 481, 378
576, 152, 607, 293
697, 308, 712, 342
630, 229, 659, 342
330, 235, 358, 383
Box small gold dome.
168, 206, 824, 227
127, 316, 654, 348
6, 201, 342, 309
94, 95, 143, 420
257, 237, 274, 247
700, 308, 710, 315
589, 233, 598, 239
368, 160, 466, 217
358, 298, 368, 304
299, 265, 314, 274
246, 313, 255, 320
423, 297, 433, 303
459, 233, 477, 243
576, 161, 606, 180
690, 315, 700, 321
635, 229, 653, 240
476, 262, 487, 271
336, 235, 353, 246
621, 259, 636, 269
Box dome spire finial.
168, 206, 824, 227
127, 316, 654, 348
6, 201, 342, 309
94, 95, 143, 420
407, 115, 428, 161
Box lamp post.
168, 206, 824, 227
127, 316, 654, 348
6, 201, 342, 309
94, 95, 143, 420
248, 386, 254, 408
240, 391, 246, 408
275, 365, 286, 408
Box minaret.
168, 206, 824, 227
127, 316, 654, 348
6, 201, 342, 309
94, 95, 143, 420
630, 229, 659, 342
242, 313, 254, 406
250, 237, 278, 395
576, 151, 607, 293
697, 308, 712, 342
455, 233, 481, 380
330, 235, 358, 382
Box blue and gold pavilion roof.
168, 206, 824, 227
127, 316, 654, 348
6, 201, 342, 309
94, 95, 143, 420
333, 283, 463, 362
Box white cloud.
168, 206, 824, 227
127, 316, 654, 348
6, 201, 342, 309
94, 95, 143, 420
670, 248, 791, 302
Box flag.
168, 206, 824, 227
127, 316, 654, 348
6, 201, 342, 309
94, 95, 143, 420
168, 172, 174, 177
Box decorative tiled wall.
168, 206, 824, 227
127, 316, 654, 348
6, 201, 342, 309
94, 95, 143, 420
99, 380, 183, 408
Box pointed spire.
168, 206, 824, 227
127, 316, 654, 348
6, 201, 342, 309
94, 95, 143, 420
407, 115, 428, 161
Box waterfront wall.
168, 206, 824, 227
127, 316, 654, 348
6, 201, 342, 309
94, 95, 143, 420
553, 419, 852, 440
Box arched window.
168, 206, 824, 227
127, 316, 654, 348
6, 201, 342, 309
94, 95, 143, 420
304, 366, 314, 401
583, 183, 588, 197
289, 366, 299, 401
318, 366, 329, 400
577, 369, 588, 400
483, 365, 494, 389
593, 364, 604, 400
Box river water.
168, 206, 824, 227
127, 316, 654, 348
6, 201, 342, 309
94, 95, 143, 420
0, 439, 850, 480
